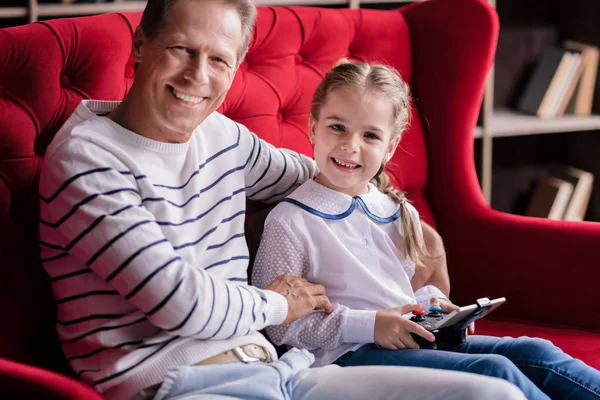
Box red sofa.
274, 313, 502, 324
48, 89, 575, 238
1, 0, 598, 397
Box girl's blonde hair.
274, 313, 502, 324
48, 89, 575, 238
310, 59, 427, 264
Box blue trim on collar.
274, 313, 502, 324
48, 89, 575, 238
355, 197, 401, 223
281, 198, 357, 220
281, 196, 401, 223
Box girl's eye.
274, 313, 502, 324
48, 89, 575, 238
330, 124, 345, 132
364, 132, 380, 140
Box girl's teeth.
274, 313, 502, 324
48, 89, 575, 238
334, 158, 357, 168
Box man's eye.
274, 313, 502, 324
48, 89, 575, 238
172, 46, 189, 54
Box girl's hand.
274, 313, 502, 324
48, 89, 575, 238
374, 304, 435, 350
430, 298, 475, 334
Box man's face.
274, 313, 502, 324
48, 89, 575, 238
132, 0, 243, 142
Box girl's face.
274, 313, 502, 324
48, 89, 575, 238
310, 87, 401, 197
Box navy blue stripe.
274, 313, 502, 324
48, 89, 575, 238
93, 336, 178, 385
61, 317, 146, 345
227, 277, 248, 282
119, 171, 147, 180
246, 150, 272, 189
106, 238, 168, 282
250, 138, 263, 170
142, 166, 244, 209
243, 130, 257, 168
355, 197, 401, 223
57, 313, 128, 326
55, 290, 119, 305
166, 298, 198, 332
248, 149, 287, 199
41, 252, 68, 263
193, 275, 216, 336
86, 220, 154, 266
281, 197, 357, 220
125, 256, 181, 300
209, 284, 231, 339
158, 188, 244, 227
206, 232, 245, 250
152, 124, 241, 190
50, 268, 90, 282
40, 167, 112, 203
269, 170, 300, 200
262, 312, 266, 323
204, 255, 249, 271
172, 210, 245, 251
67, 338, 145, 362
66, 204, 140, 251
39, 240, 64, 250
146, 279, 183, 316
40, 188, 139, 228
240, 285, 257, 325
76, 369, 101, 378
230, 286, 244, 338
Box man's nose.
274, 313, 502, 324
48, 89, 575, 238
184, 56, 209, 85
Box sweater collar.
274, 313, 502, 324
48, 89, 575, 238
282, 179, 400, 223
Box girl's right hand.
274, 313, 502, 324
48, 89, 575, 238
374, 304, 435, 350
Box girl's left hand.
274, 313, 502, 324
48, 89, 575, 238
430, 298, 475, 335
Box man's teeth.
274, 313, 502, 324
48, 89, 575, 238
173, 89, 203, 104
333, 158, 358, 168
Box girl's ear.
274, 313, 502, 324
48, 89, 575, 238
384, 136, 401, 165
308, 117, 317, 145
132, 26, 146, 63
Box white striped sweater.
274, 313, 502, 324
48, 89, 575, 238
38, 100, 317, 399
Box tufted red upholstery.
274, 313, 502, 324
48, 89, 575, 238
0, 0, 599, 397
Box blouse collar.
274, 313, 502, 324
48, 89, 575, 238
282, 179, 400, 223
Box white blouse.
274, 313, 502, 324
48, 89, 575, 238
252, 179, 447, 367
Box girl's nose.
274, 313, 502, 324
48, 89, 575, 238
341, 134, 359, 153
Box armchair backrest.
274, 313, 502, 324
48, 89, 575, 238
0, 0, 498, 372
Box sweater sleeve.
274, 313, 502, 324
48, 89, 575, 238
240, 126, 318, 203
252, 217, 376, 349
39, 138, 288, 339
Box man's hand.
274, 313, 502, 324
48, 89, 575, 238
265, 274, 333, 325
430, 298, 475, 334
374, 304, 435, 350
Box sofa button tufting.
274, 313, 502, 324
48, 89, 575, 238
277, 112, 283, 122
59, 74, 70, 87
295, 54, 303, 64
125, 65, 135, 79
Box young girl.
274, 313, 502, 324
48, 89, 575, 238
252, 61, 600, 400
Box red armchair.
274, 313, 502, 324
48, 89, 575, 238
0, 0, 598, 397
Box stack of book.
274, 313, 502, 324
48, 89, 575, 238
526, 165, 594, 221
517, 41, 599, 119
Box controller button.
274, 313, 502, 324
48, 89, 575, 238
429, 305, 442, 312
413, 309, 426, 316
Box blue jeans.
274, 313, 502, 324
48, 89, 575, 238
334, 336, 600, 400
151, 347, 527, 400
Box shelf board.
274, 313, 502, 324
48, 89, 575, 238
0, 7, 27, 18
37, 1, 147, 17
474, 108, 600, 138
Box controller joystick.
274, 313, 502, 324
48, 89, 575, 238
412, 308, 426, 322
427, 305, 442, 318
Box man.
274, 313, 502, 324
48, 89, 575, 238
38, 0, 526, 399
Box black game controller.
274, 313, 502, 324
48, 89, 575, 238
409, 297, 505, 350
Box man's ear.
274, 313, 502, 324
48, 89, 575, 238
132, 26, 146, 62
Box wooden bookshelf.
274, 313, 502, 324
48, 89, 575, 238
474, 108, 600, 138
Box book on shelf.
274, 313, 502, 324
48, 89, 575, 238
526, 166, 594, 221
562, 40, 600, 117
525, 176, 574, 220
550, 165, 594, 221
516, 43, 598, 119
